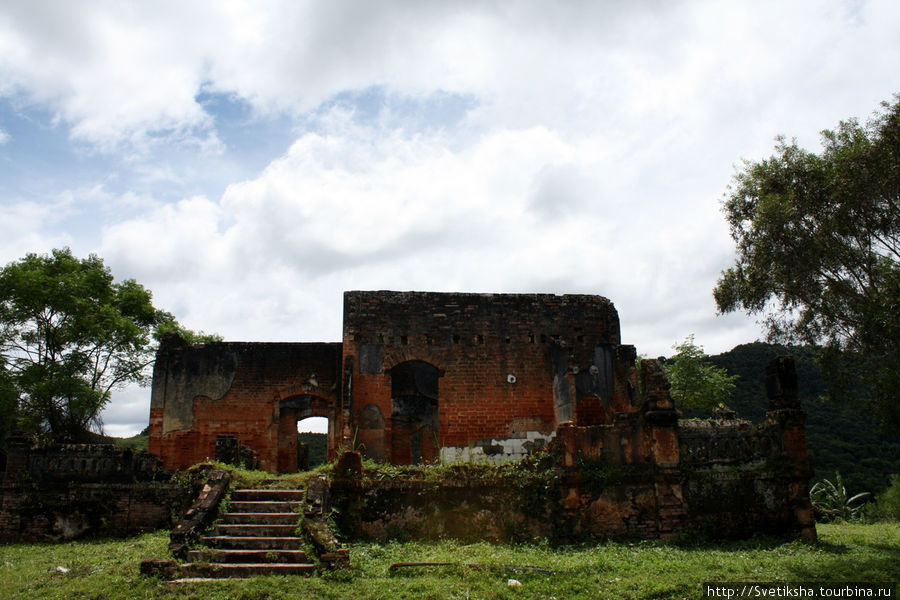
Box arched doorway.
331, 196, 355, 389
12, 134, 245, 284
389, 360, 440, 464
278, 395, 330, 473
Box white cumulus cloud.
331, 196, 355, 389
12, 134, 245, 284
1, 0, 897, 435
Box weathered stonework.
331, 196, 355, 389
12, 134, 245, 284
150, 291, 634, 471
0, 440, 184, 542
146, 290, 815, 541
149, 338, 342, 472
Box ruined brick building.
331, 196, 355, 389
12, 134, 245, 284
142, 290, 817, 541
0, 290, 817, 543
150, 291, 635, 472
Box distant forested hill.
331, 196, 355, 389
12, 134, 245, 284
695, 342, 899, 496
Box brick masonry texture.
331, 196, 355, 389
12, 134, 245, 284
150, 337, 342, 472
150, 291, 635, 471
0, 441, 184, 542
0, 292, 815, 543
144, 290, 816, 541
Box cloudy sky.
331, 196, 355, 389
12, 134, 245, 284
1, 1, 897, 436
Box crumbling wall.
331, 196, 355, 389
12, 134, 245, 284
549, 357, 685, 540
328, 414, 681, 543
0, 440, 184, 542
342, 291, 638, 464
679, 357, 817, 540
148, 291, 642, 470
329, 456, 559, 543
144, 290, 816, 546
679, 419, 791, 537
329, 356, 815, 542
149, 334, 342, 472
330, 357, 682, 542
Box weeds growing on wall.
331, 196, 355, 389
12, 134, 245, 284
573, 455, 621, 495
357, 450, 559, 498
184, 460, 327, 490
334, 451, 562, 543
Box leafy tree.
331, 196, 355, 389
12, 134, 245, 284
155, 321, 221, 345
0, 248, 206, 442
665, 335, 738, 411
714, 96, 900, 428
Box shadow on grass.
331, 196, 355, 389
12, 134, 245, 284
784, 538, 900, 581
785, 555, 899, 582
869, 542, 900, 554
670, 534, 794, 552
809, 540, 850, 554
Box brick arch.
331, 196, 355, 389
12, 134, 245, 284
274, 383, 338, 405
279, 393, 331, 420
382, 349, 446, 375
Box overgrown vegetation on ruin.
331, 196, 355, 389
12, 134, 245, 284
357, 450, 559, 490
0, 523, 896, 599
190, 460, 325, 491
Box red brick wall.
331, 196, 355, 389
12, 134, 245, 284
342, 292, 637, 463
151, 340, 341, 472
150, 292, 644, 470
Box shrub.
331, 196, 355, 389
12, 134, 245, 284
864, 474, 900, 522
810, 471, 870, 522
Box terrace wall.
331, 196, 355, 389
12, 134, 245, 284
0, 441, 184, 542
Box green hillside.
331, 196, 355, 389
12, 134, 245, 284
701, 342, 899, 496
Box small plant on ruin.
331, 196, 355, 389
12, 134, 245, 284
339, 427, 365, 455
574, 454, 618, 495
810, 471, 870, 522
665, 335, 739, 411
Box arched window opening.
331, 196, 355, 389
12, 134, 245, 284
390, 360, 440, 465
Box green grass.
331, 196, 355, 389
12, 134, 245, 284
0, 523, 897, 599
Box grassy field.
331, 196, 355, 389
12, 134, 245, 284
0, 523, 896, 600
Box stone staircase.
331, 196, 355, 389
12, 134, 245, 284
141, 470, 350, 580
179, 488, 316, 578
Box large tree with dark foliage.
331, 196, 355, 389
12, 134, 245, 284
714, 97, 900, 429
0, 248, 213, 443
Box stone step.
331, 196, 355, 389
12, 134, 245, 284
231, 489, 306, 502
180, 562, 316, 578
222, 512, 299, 525
200, 535, 304, 550
187, 548, 309, 564
167, 487, 321, 579
229, 501, 301, 513
214, 523, 298, 537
